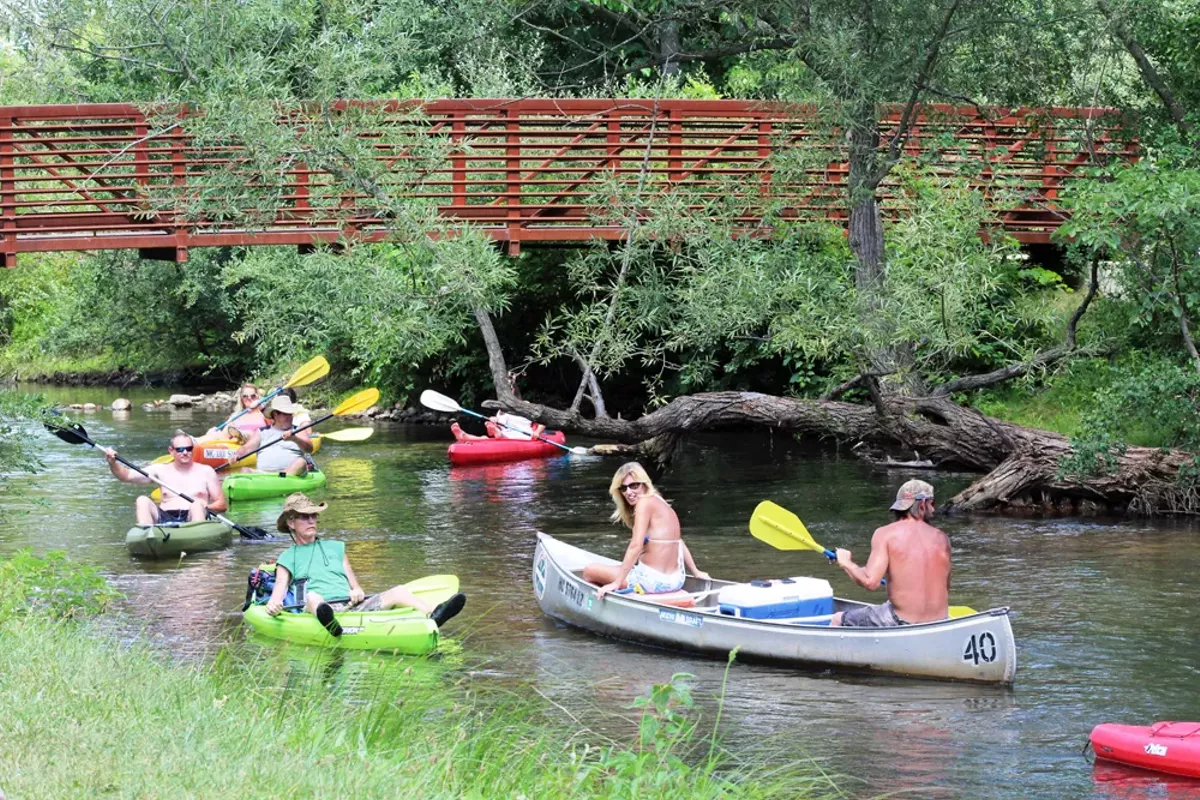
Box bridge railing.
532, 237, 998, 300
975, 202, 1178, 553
0, 99, 1135, 266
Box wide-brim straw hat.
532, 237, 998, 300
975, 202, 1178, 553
276, 492, 328, 532
264, 395, 301, 419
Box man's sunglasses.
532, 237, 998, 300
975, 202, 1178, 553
171, 445, 195, 453
620, 481, 644, 493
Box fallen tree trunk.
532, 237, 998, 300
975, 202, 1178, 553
484, 389, 1200, 516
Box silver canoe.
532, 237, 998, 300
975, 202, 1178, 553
533, 532, 1016, 684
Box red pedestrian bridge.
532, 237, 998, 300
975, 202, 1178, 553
0, 99, 1133, 266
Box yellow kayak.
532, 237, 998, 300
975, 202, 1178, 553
151, 435, 323, 469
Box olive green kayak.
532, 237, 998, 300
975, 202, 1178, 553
223, 469, 327, 501
125, 520, 233, 559
243, 574, 459, 652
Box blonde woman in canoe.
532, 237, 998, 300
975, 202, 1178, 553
583, 462, 709, 598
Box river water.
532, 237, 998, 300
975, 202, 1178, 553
3, 384, 1199, 799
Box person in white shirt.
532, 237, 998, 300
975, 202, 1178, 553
450, 408, 546, 442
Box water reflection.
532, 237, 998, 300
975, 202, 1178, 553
1091, 761, 1200, 799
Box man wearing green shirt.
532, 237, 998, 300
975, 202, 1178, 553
265, 493, 465, 636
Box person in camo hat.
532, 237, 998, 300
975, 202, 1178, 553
263, 493, 466, 636
830, 479, 951, 628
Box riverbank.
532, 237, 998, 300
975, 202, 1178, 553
0, 549, 831, 799
0, 621, 830, 799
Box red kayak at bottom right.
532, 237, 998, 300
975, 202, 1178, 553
1091, 721, 1200, 778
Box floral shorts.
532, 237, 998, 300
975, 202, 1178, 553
627, 562, 685, 594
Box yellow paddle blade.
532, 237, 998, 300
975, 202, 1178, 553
406, 574, 459, 596
284, 355, 330, 388
318, 427, 374, 442
331, 388, 380, 416
150, 454, 171, 465
949, 606, 978, 618
749, 500, 827, 553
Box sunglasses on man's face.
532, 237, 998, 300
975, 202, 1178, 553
172, 445, 194, 453
621, 481, 644, 493
294, 513, 319, 522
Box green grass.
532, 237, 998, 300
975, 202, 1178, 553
0, 622, 837, 799
972, 358, 1113, 438
972, 358, 1182, 446
0, 348, 208, 381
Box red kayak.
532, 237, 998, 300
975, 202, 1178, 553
447, 431, 568, 465
1090, 721, 1200, 778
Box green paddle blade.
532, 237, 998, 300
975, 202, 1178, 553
949, 606, 978, 618
284, 355, 330, 388
332, 388, 380, 416
318, 427, 374, 442
749, 500, 827, 553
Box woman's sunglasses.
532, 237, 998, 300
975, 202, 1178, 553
620, 481, 644, 493
242, 394, 259, 400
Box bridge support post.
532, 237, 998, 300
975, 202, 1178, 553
1, 114, 15, 268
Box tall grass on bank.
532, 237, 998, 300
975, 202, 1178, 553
0, 550, 837, 798
0, 623, 836, 799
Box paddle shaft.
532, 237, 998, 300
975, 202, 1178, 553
456, 406, 577, 454
59, 426, 260, 538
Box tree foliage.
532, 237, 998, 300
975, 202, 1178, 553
0, 0, 1197, 440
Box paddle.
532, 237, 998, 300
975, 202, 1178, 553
218, 388, 380, 472
749, 500, 978, 619
318, 427, 374, 442
419, 389, 589, 456
44, 417, 271, 540
220, 355, 330, 432
277, 574, 460, 611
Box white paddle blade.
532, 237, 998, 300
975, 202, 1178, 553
569, 447, 590, 455
419, 389, 462, 414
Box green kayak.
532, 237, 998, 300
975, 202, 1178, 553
125, 520, 233, 559
223, 469, 327, 501
243, 575, 458, 652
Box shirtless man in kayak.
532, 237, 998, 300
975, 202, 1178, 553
229, 395, 314, 476
103, 432, 227, 525
582, 462, 709, 597
830, 479, 950, 627
264, 493, 466, 635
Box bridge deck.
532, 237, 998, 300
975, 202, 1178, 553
0, 99, 1135, 265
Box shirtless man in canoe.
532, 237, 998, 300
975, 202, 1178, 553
104, 432, 227, 525
831, 479, 951, 627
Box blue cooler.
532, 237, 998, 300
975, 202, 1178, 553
717, 577, 833, 624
